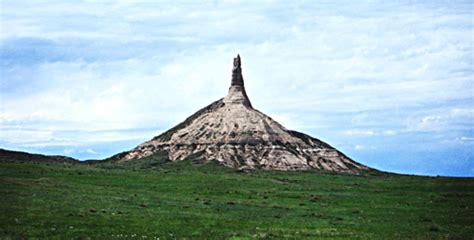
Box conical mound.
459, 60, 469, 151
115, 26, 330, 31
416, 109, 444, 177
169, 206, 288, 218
111, 55, 368, 173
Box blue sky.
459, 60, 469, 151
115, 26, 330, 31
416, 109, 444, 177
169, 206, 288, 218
0, 0, 473, 176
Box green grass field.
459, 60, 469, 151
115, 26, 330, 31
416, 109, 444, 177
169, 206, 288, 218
1, 153, 473, 239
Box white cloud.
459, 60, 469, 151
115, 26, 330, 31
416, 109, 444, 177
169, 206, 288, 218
355, 145, 365, 150
354, 144, 376, 151
344, 130, 376, 136
64, 148, 75, 154
85, 148, 97, 154
343, 129, 398, 136
382, 130, 397, 136
410, 108, 474, 133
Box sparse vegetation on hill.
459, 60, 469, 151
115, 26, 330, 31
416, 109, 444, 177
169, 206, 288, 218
1, 154, 473, 239
0, 149, 78, 164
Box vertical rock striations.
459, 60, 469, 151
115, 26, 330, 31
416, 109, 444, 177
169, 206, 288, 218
109, 55, 369, 174
231, 54, 244, 86
224, 54, 252, 108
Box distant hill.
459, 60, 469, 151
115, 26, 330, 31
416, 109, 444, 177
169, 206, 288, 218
0, 149, 79, 164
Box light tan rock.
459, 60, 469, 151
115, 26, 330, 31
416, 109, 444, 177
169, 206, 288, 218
110, 55, 369, 174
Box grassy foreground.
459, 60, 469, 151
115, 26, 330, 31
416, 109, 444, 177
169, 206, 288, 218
0, 153, 473, 239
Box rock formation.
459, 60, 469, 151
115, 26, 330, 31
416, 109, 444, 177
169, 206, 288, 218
225, 54, 252, 108
110, 55, 369, 174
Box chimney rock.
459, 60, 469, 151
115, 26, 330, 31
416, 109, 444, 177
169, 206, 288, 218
224, 54, 252, 108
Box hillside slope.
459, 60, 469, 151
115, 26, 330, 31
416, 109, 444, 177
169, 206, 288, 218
110, 55, 369, 174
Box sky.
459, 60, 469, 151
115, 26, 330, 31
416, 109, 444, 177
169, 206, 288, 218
0, 0, 473, 177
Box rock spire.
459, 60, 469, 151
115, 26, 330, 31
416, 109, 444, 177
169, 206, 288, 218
224, 54, 252, 108
231, 54, 244, 86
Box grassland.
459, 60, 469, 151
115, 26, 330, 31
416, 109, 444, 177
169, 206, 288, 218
1, 152, 473, 239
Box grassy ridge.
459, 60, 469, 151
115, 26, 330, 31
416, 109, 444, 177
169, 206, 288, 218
0, 154, 473, 239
